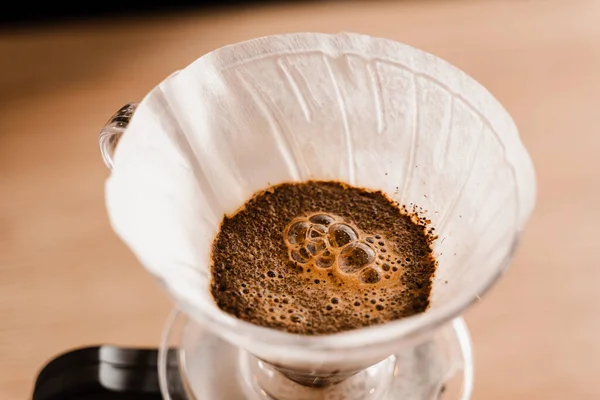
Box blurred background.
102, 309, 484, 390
1, 0, 599, 399
0, 0, 288, 26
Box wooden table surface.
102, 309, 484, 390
1, 0, 599, 398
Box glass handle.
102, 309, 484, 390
159, 310, 192, 400
99, 102, 139, 170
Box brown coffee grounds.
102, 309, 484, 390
210, 181, 436, 335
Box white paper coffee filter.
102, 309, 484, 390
106, 32, 535, 368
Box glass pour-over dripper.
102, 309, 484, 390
100, 32, 536, 400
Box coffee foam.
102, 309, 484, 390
284, 213, 405, 288
224, 213, 409, 331
210, 181, 435, 335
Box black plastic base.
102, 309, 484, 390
32, 346, 180, 400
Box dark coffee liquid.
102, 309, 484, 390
210, 181, 436, 335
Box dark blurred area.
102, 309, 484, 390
0, 0, 291, 27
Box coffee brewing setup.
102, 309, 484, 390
32, 33, 536, 400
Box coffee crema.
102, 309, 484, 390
210, 181, 436, 335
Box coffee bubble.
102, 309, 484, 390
309, 214, 335, 226
291, 247, 310, 263
359, 266, 382, 284
328, 223, 358, 248
307, 238, 327, 255
309, 224, 328, 238
339, 242, 375, 274
290, 314, 304, 323
286, 221, 310, 245
315, 252, 335, 268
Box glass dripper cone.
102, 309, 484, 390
101, 32, 536, 400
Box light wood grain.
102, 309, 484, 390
1, 0, 599, 398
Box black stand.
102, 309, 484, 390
32, 346, 183, 400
